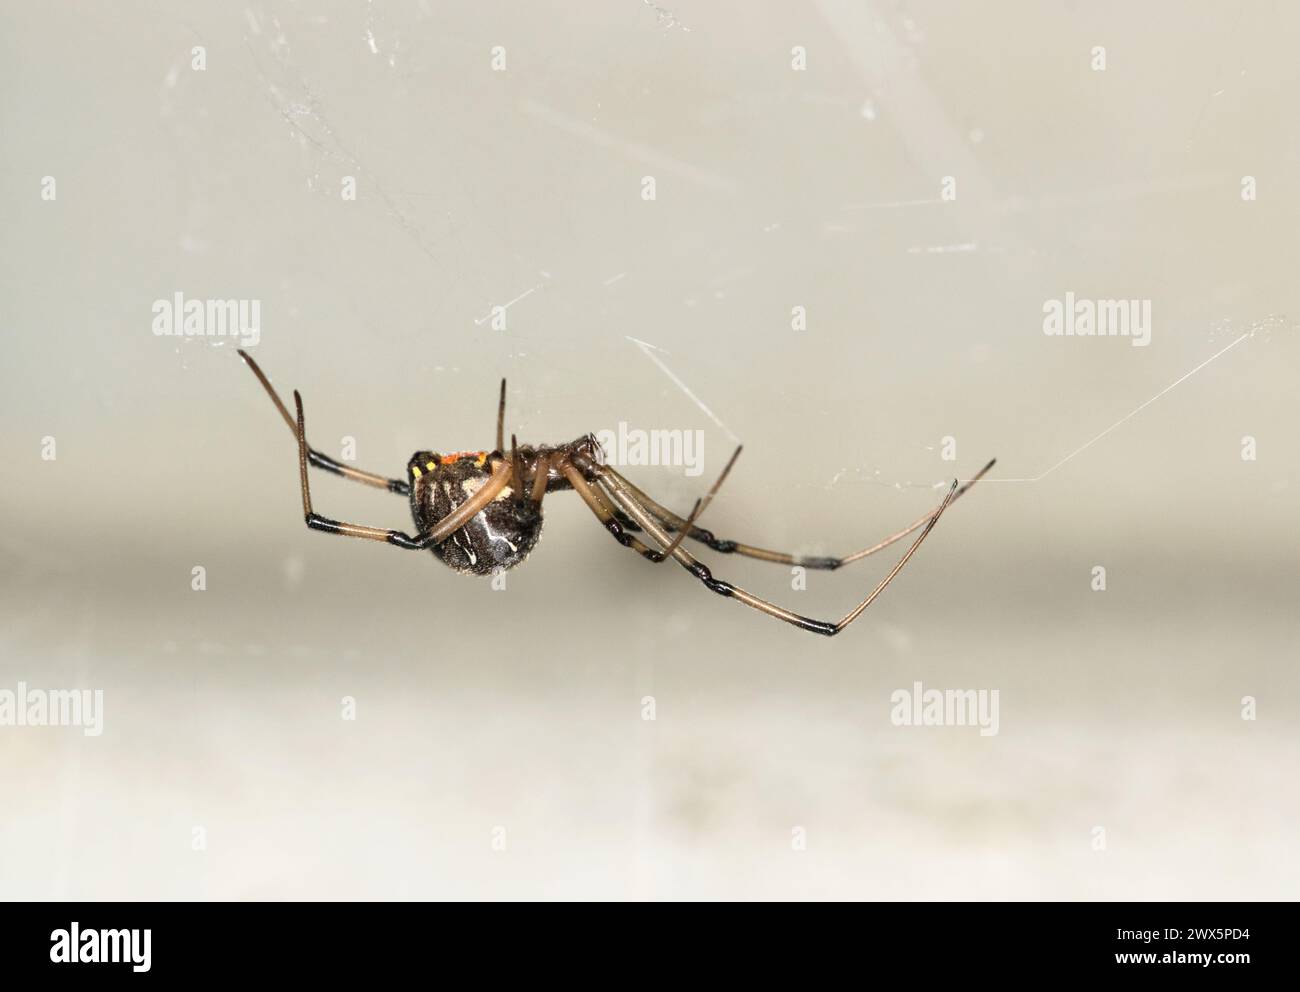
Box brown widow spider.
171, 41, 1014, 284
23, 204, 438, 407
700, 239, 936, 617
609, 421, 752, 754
238, 351, 994, 636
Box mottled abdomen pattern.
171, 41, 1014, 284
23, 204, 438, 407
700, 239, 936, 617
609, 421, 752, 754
408, 451, 543, 575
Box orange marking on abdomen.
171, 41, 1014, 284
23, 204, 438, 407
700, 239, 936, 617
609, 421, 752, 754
439, 450, 488, 466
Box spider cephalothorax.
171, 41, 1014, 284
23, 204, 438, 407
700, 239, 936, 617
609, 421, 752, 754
238, 351, 994, 636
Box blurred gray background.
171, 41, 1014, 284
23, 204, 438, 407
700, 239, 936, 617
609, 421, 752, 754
1, 1, 1297, 899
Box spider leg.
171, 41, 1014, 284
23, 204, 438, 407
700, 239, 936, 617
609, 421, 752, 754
599, 456, 994, 570
593, 465, 959, 636
612, 507, 644, 532
496, 378, 507, 454
559, 462, 667, 562
239, 350, 411, 496
655, 444, 743, 560
582, 447, 743, 546
529, 453, 550, 503
292, 390, 511, 549
589, 489, 644, 533
510, 433, 524, 494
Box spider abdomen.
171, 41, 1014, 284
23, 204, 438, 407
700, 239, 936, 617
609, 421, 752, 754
408, 452, 542, 575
